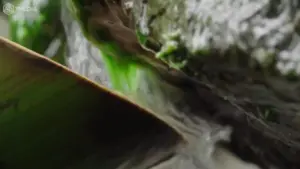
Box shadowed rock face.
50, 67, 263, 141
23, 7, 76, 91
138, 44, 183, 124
133, 0, 300, 75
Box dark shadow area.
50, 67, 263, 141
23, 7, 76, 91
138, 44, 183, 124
84, 92, 182, 168
70, 79, 183, 169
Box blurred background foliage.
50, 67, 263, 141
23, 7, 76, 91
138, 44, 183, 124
0, 0, 111, 87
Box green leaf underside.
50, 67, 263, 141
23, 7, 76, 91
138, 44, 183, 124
0, 37, 173, 169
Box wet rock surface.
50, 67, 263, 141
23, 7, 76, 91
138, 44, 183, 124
133, 0, 300, 76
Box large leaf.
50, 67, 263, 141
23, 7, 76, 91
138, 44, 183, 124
0, 37, 181, 169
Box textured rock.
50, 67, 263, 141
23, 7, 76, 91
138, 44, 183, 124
60, 0, 111, 87
133, 0, 300, 76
